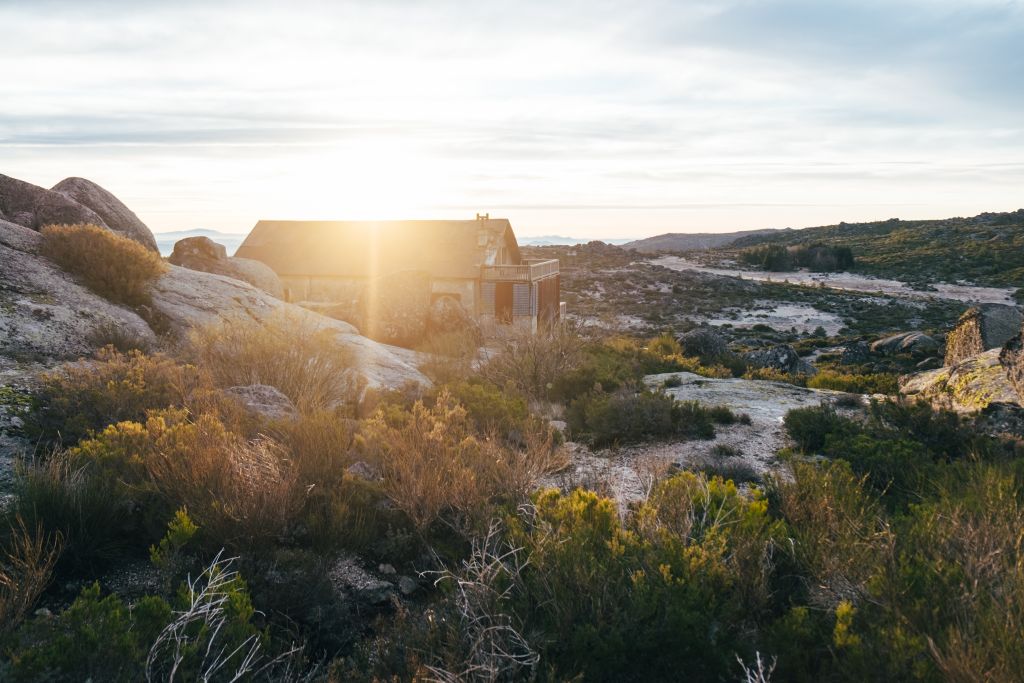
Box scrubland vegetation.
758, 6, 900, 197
3, 312, 1024, 682
739, 243, 854, 273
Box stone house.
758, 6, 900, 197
235, 216, 562, 336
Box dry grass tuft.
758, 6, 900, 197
190, 310, 354, 413
0, 516, 63, 635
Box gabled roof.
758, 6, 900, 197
235, 219, 521, 280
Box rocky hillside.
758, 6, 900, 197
718, 210, 1024, 288
624, 228, 779, 253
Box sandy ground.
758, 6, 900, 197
547, 371, 857, 507
704, 301, 845, 335
653, 255, 1017, 305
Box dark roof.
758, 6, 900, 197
235, 219, 521, 280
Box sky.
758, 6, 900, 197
1, 0, 1022, 239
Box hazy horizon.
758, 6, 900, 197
3, 0, 1022, 239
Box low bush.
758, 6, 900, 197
481, 322, 586, 401
416, 329, 481, 384
26, 347, 208, 447
190, 310, 354, 413
40, 223, 166, 306
566, 390, 718, 447
807, 370, 898, 395
783, 403, 854, 453
360, 391, 564, 537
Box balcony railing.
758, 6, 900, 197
481, 259, 559, 282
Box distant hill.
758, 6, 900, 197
624, 229, 781, 253
718, 210, 1024, 289
154, 229, 247, 257
518, 234, 633, 246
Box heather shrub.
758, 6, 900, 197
508, 479, 782, 681
359, 391, 564, 537
807, 370, 898, 395
26, 347, 208, 447
783, 403, 854, 452
566, 390, 717, 447
40, 223, 166, 306
190, 310, 354, 412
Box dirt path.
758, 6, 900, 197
652, 255, 1017, 305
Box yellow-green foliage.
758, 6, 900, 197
40, 223, 166, 306
149, 507, 198, 570
26, 347, 209, 446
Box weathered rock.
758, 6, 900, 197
428, 294, 474, 335
945, 305, 1023, 366
743, 344, 817, 375
0, 173, 106, 232
169, 236, 284, 298
839, 341, 870, 365
328, 556, 394, 605
900, 348, 1020, 413
149, 265, 430, 389
0, 218, 158, 360
397, 575, 419, 596
916, 357, 942, 371
362, 270, 432, 347
999, 334, 1024, 403
871, 331, 938, 356
51, 177, 159, 252
223, 384, 297, 420
677, 327, 728, 359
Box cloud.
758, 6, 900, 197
0, 0, 1020, 236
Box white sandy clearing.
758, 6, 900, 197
653, 255, 1016, 305
704, 301, 845, 335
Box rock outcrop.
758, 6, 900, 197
900, 348, 1020, 413
999, 334, 1024, 403
150, 266, 428, 389
0, 173, 105, 231
224, 384, 298, 421
839, 341, 870, 365
944, 305, 1023, 366
169, 236, 284, 298
871, 331, 938, 356
0, 173, 159, 252
678, 327, 729, 359
51, 177, 159, 252
743, 344, 817, 375
0, 218, 157, 360
0, 215, 428, 389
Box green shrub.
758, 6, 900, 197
783, 403, 853, 452
40, 223, 165, 306
26, 347, 208, 447
807, 370, 898, 395
566, 390, 717, 447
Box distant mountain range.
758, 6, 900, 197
154, 229, 247, 257
623, 229, 781, 253
518, 235, 633, 246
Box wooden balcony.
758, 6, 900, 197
481, 259, 559, 282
